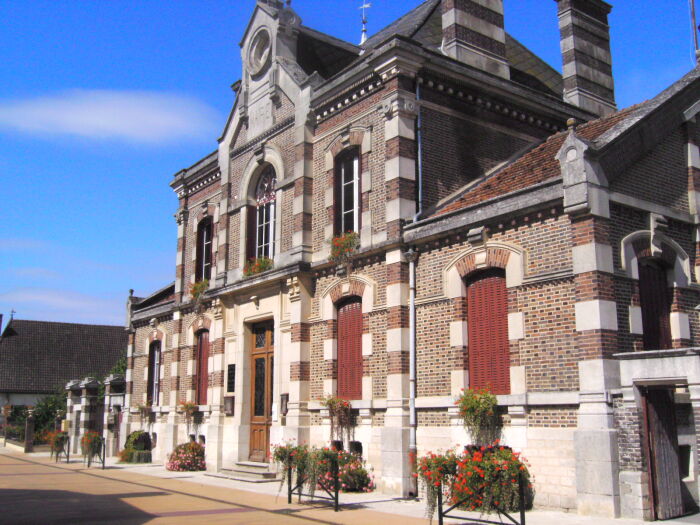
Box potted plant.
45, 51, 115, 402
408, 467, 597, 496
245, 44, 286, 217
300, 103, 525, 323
321, 396, 355, 448
190, 279, 209, 311
455, 387, 501, 447
179, 401, 198, 437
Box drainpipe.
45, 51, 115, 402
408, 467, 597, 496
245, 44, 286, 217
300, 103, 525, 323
405, 247, 418, 496
414, 79, 424, 222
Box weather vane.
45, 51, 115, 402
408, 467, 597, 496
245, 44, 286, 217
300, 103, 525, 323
359, 2, 371, 45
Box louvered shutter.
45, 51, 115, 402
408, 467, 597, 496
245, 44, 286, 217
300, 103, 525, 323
196, 331, 209, 405
639, 260, 672, 350
467, 270, 510, 395
246, 205, 257, 262
337, 299, 363, 400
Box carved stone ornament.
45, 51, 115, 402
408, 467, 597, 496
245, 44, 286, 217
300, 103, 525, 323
287, 276, 301, 302
174, 209, 188, 225
212, 298, 223, 320
248, 28, 272, 77
379, 94, 417, 120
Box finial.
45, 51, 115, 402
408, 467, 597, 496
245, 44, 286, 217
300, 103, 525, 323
567, 118, 577, 131
359, 2, 371, 45
129, 289, 134, 297
9, 309, 15, 320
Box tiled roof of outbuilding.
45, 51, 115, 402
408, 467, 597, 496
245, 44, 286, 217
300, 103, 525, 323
0, 320, 127, 394
432, 104, 643, 217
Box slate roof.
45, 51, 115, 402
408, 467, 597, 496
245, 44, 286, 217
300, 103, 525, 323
360, 0, 562, 97
0, 320, 127, 394
431, 104, 643, 217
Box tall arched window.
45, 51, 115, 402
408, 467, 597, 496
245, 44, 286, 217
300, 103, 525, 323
638, 258, 672, 350
466, 269, 510, 395
337, 297, 363, 400
147, 340, 161, 405
335, 149, 360, 234
195, 330, 210, 405
196, 218, 213, 281
247, 166, 277, 261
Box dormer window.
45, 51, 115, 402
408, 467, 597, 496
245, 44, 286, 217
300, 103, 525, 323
247, 166, 277, 261
195, 218, 213, 282
335, 149, 360, 234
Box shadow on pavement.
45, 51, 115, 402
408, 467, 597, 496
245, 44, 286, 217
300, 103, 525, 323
0, 488, 159, 524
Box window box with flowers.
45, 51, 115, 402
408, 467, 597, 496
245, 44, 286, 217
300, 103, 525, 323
321, 396, 356, 448
243, 256, 274, 277
328, 232, 359, 271
190, 279, 209, 312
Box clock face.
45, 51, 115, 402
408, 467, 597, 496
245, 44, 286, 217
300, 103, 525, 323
248, 29, 272, 76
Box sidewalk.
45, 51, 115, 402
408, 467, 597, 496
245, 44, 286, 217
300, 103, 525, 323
2, 447, 699, 525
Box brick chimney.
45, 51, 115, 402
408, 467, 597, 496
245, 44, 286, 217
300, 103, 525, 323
441, 0, 509, 79
555, 0, 616, 117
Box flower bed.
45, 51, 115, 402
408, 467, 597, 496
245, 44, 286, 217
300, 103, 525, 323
166, 442, 206, 471
417, 444, 533, 519
272, 442, 374, 494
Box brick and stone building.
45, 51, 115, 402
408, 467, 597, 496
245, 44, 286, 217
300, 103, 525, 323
123, 0, 700, 519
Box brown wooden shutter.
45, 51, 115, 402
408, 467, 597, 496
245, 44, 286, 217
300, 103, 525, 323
246, 205, 257, 262
146, 342, 157, 405
196, 331, 209, 405
337, 299, 363, 400
639, 259, 672, 350
467, 269, 510, 395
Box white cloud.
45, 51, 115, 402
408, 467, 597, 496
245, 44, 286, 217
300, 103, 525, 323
10, 267, 61, 280
0, 288, 124, 325
0, 89, 220, 143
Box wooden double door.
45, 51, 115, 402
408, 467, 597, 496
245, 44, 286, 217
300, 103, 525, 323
249, 322, 274, 462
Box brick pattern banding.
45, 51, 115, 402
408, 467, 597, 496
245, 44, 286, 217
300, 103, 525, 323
291, 323, 311, 343
290, 361, 310, 381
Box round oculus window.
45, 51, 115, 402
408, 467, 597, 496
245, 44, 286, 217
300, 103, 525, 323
248, 29, 272, 76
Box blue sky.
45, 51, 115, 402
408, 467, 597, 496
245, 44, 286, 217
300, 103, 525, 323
0, 0, 697, 327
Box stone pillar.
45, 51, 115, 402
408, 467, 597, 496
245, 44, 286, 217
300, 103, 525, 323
555, 0, 616, 116
174, 207, 189, 303
284, 276, 311, 444
558, 127, 620, 517
206, 300, 225, 471
441, 0, 509, 79
382, 248, 412, 496
24, 408, 34, 453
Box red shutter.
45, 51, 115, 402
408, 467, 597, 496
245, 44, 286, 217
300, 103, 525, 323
467, 270, 510, 395
196, 331, 210, 405
337, 299, 363, 400
246, 205, 257, 262
639, 260, 672, 350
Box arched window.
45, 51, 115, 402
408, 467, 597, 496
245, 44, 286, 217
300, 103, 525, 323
195, 330, 210, 405
466, 269, 510, 395
195, 217, 213, 282
638, 258, 672, 350
147, 340, 161, 405
337, 297, 362, 400
335, 149, 360, 234
247, 166, 277, 261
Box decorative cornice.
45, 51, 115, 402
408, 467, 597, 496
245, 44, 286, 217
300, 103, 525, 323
314, 74, 383, 123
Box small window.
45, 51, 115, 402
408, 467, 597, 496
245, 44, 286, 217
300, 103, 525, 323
227, 364, 236, 393
638, 259, 672, 350
335, 149, 360, 234
195, 218, 213, 282
147, 341, 161, 406
246, 166, 277, 262
195, 330, 210, 405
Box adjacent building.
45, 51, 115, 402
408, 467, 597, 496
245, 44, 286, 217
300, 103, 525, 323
123, 0, 700, 520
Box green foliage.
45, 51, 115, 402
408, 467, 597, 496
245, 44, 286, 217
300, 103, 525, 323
321, 396, 355, 442
125, 430, 152, 451
190, 279, 209, 301
455, 388, 501, 446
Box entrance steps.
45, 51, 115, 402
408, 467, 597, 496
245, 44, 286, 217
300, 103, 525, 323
206, 461, 279, 483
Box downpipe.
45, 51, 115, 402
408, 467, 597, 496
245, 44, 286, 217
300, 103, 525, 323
406, 247, 418, 496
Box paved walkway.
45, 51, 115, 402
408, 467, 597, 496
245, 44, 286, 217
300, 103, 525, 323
1, 449, 699, 525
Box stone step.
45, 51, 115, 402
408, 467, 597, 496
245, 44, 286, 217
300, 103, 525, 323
230, 462, 277, 477
206, 470, 280, 484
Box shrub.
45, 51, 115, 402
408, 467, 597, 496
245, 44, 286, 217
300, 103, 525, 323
336, 451, 375, 492
166, 442, 206, 472
125, 430, 152, 451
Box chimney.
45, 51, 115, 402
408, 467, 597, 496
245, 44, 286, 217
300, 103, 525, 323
555, 0, 616, 117
441, 0, 509, 79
